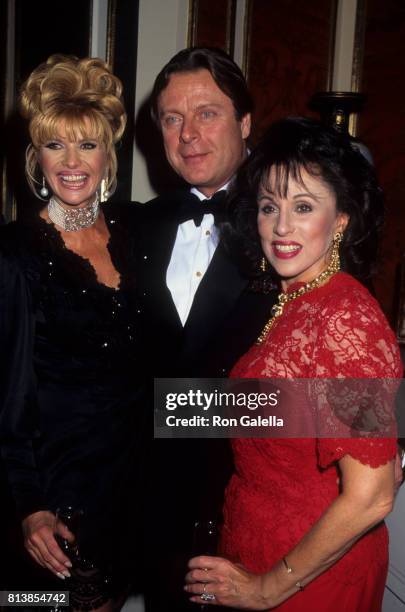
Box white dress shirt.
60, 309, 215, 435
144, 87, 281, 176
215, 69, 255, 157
166, 185, 229, 326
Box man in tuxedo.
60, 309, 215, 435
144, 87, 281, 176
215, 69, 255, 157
139, 47, 273, 377
138, 48, 275, 611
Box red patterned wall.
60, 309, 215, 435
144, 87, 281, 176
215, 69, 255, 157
246, 0, 336, 142
189, 0, 404, 321
357, 0, 405, 320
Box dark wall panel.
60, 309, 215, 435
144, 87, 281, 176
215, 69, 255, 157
0, 0, 9, 221
357, 0, 405, 320
108, 0, 139, 202
16, 0, 91, 82
190, 0, 236, 53
4, 0, 92, 220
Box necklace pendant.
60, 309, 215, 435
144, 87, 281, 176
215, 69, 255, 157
270, 303, 284, 318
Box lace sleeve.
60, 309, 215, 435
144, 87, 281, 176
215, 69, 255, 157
312, 286, 402, 469
317, 438, 397, 469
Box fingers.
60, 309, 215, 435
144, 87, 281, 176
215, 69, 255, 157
189, 595, 217, 606
26, 543, 46, 568
185, 580, 219, 607
23, 512, 74, 578
25, 527, 72, 578
185, 568, 212, 584
55, 521, 76, 543
185, 556, 266, 609
185, 559, 223, 607
188, 555, 223, 570
186, 555, 234, 590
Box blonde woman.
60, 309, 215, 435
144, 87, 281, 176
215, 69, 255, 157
0, 55, 142, 611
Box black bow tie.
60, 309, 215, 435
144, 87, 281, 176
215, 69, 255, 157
177, 190, 227, 227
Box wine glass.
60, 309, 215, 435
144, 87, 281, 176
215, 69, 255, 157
192, 519, 218, 610
192, 519, 218, 556
54, 506, 83, 562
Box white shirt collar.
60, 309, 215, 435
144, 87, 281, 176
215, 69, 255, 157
190, 180, 231, 201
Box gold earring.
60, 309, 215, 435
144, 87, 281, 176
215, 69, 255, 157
260, 257, 268, 273
330, 232, 343, 272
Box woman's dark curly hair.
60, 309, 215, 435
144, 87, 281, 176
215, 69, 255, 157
225, 116, 384, 285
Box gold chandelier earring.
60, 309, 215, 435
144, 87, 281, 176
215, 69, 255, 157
260, 257, 268, 273
330, 231, 343, 273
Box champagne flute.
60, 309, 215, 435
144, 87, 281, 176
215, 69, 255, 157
192, 519, 218, 610
53, 506, 113, 611
54, 506, 83, 562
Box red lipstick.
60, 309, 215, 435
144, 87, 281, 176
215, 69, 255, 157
271, 241, 302, 259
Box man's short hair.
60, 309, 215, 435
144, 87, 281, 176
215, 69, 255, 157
150, 47, 253, 126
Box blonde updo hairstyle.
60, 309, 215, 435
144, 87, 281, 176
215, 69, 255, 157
20, 54, 127, 199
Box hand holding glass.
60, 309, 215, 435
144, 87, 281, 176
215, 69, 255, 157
192, 519, 218, 609
54, 506, 82, 562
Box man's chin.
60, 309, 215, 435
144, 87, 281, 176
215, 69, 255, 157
179, 170, 213, 189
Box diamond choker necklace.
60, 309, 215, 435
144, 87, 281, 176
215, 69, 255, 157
48, 195, 100, 232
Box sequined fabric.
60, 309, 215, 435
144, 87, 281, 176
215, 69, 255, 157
0, 204, 143, 606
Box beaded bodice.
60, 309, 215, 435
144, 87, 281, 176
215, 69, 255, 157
8, 205, 141, 385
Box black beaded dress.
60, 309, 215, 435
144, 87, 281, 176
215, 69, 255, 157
0, 204, 144, 608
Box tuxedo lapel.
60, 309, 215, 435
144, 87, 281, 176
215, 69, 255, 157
139, 189, 267, 376
138, 197, 183, 331
181, 241, 247, 358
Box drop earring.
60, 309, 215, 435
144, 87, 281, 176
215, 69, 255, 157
330, 231, 343, 272
40, 177, 49, 198
260, 257, 268, 273
101, 178, 110, 202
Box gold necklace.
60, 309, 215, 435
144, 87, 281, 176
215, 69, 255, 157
256, 232, 342, 345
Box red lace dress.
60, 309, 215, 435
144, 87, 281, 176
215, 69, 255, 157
221, 272, 403, 611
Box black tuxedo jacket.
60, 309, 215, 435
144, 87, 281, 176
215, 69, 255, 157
137, 189, 276, 377
136, 190, 276, 611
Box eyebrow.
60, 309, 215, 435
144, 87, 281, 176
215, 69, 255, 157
195, 103, 222, 110
160, 102, 223, 116
292, 191, 321, 201
293, 191, 325, 202
159, 109, 179, 116
259, 188, 322, 201
44, 136, 98, 144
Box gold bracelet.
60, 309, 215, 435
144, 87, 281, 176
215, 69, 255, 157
282, 557, 304, 591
